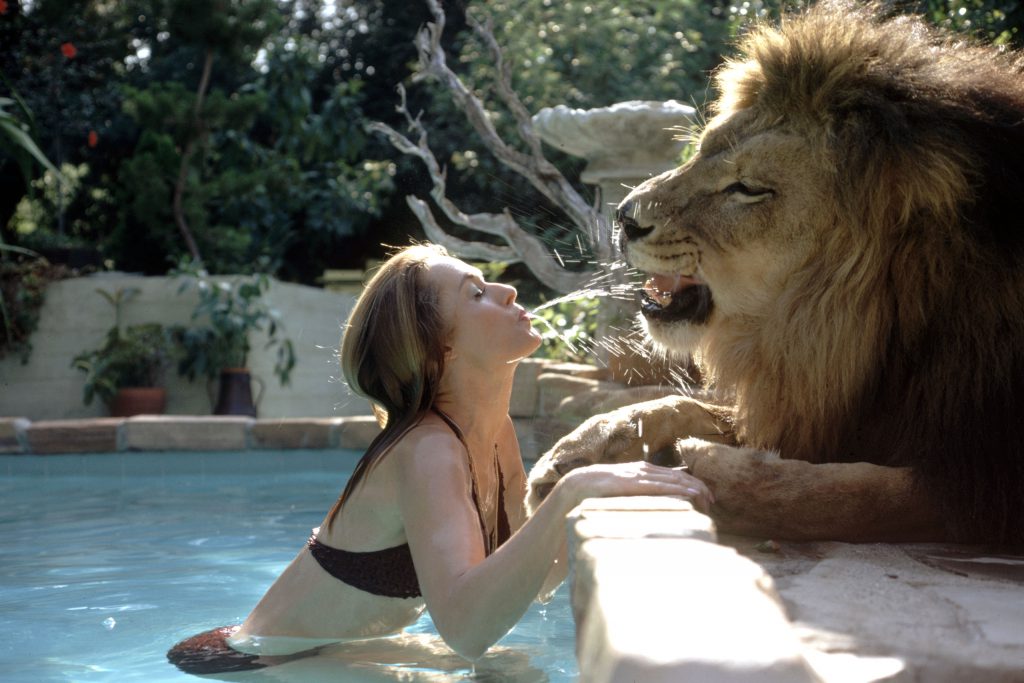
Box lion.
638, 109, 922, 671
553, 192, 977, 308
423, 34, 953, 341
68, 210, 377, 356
527, 0, 1024, 546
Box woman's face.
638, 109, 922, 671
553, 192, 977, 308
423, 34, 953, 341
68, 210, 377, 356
424, 256, 542, 365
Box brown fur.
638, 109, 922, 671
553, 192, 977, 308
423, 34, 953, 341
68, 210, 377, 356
528, 1, 1024, 545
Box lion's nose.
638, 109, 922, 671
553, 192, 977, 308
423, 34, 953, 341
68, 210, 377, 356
615, 201, 655, 242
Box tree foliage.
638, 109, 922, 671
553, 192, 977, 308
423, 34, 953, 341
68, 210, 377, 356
2, 0, 395, 279
1, 0, 1020, 285
458, 0, 740, 112
916, 0, 1023, 47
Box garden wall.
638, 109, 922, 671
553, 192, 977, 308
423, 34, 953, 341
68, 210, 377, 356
0, 272, 373, 420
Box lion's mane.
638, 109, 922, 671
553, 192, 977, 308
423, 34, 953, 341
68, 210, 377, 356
699, 2, 1024, 543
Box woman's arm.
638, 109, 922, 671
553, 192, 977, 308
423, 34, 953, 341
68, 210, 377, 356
497, 418, 565, 603
395, 429, 711, 660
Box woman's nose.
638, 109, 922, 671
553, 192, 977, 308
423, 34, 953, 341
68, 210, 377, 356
501, 283, 517, 305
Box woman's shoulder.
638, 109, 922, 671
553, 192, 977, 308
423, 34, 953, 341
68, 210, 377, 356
384, 418, 474, 502
389, 416, 469, 471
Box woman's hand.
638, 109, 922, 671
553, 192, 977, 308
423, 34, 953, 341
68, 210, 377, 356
558, 461, 715, 513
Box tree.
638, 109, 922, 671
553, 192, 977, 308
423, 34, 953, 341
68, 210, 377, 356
168, 0, 279, 262
214, 10, 396, 281
456, 0, 740, 112
0, 0, 137, 248
917, 0, 1024, 47
114, 0, 280, 265
7, 0, 1017, 284
4, 0, 397, 279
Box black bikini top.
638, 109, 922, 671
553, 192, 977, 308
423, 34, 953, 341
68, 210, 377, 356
307, 409, 511, 599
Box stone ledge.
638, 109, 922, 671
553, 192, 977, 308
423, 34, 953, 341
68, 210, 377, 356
537, 372, 604, 415
336, 415, 382, 450
0, 417, 28, 453
572, 537, 818, 683
512, 418, 541, 461
529, 416, 580, 455
542, 361, 610, 380
510, 358, 548, 417
25, 418, 122, 454
569, 497, 818, 683
122, 416, 252, 451
569, 495, 716, 544
0, 414, 460, 454
250, 418, 341, 450
747, 540, 1024, 682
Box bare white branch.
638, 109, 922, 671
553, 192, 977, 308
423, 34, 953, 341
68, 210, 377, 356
415, 0, 602, 234
404, 196, 517, 262
369, 0, 609, 293
367, 112, 590, 292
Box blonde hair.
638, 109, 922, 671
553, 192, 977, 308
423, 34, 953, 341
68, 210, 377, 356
327, 243, 450, 528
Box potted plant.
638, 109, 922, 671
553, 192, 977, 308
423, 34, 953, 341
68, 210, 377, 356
171, 264, 295, 417
72, 288, 171, 416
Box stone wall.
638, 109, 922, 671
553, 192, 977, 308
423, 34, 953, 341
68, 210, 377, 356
0, 272, 372, 420
0, 356, 622, 461
0, 269, 653, 453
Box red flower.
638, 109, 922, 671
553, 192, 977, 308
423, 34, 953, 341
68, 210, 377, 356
0, 1, 9, 15
61, 42, 77, 59
87, 130, 98, 148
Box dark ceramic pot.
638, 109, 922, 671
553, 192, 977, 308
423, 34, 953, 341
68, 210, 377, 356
212, 368, 264, 417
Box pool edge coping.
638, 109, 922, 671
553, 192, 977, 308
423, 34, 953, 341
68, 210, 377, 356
0, 415, 383, 455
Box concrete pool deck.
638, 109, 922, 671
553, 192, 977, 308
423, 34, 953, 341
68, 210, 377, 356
4, 409, 1023, 681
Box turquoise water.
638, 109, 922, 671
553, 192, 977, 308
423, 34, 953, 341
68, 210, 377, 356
0, 450, 578, 682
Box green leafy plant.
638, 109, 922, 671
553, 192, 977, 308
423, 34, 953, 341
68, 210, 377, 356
0, 93, 61, 184
171, 262, 296, 386
0, 255, 71, 364
532, 295, 600, 364
71, 288, 171, 405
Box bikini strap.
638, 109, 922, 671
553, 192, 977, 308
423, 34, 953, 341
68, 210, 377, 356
432, 407, 495, 554
433, 407, 467, 444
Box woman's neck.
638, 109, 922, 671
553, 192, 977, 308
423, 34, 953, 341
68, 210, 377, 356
434, 361, 516, 440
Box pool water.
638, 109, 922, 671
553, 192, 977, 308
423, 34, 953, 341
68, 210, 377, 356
0, 451, 578, 682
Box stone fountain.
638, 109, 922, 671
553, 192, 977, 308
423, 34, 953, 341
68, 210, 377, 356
531, 100, 697, 384
531, 99, 696, 211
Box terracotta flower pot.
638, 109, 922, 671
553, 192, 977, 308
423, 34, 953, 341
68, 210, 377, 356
109, 387, 167, 417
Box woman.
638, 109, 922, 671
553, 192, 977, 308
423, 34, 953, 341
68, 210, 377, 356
168, 243, 712, 675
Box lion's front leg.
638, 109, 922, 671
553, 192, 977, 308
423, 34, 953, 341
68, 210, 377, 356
525, 396, 734, 514
677, 438, 947, 542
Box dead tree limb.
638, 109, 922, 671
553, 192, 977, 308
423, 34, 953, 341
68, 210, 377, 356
367, 88, 589, 292
369, 0, 611, 293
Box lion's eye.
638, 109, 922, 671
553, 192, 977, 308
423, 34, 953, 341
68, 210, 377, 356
723, 181, 774, 203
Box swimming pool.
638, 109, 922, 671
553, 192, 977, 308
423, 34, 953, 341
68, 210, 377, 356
0, 450, 578, 682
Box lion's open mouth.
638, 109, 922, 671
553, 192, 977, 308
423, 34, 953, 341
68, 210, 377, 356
640, 273, 713, 324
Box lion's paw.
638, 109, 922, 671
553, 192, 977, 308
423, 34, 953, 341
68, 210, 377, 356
525, 412, 635, 514
525, 397, 734, 515
675, 437, 777, 472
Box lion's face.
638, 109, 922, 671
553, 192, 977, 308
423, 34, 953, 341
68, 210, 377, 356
617, 111, 831, 355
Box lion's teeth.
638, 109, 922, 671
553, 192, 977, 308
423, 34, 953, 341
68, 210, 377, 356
653, 290, 674, 307
643, 277, 676, 307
